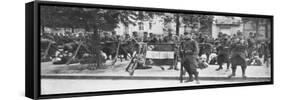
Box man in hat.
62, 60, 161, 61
181, 32, 200, 83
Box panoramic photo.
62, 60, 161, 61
40, 5, 272, 95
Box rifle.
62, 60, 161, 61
125, 42, 144, 76
111, 41, 121, 65
179, 42, 185, 83
66, 41, 82, 65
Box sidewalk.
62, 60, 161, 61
41, 61, 271, 81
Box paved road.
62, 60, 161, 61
41, 79, 270, 95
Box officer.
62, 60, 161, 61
181, 32, 200, 83
228, 37, 248, 78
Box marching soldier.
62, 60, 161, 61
181, 32, 200, 83
228, 37, 248, 78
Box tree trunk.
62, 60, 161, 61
176, 14, 180, 36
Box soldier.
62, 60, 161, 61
163, 32, 177, 44
132, 31, 142, 42
181, 32, 200, 83
124, 33, 131, 42
149, 33, 158, 43
247, 32, 256, 58
111, 31, 118, 42
216, 37, 231, 71
143, 32, 150, 42
228, 37, 248, 78
163, 32, 179, 70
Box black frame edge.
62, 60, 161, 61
25, 1, 35, 99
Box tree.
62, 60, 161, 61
162, 14, 213, 35
181, 14, 213, 33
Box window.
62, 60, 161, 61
138, 22, 144, 30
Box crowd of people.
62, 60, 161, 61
41, 29, 271, 66
40, 29, 271, 83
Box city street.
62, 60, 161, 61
41, 60, 271, 95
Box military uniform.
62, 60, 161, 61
216, 38, 231, 71
163, 34, 179, 70
229, 39, 248, 78
164, 35, 178, 44
247, 37, 256, 58
181, 38, 200, 82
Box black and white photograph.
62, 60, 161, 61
39, 4, 272, 95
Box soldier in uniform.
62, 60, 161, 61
216, 37, 231, 71
163, 32, 179, 70
181, 32, 200, 83
132, 31, 142, 42
164, 32, 177, 43
228, 37, 248, 78
143, 32, 150, 42
149, 33, 158, 43
247, 32, 256, 58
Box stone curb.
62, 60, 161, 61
41, 74, 271, 81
